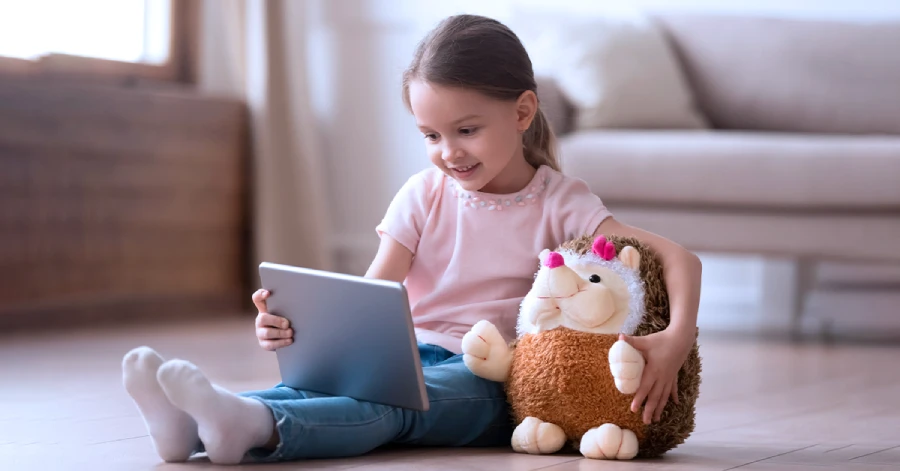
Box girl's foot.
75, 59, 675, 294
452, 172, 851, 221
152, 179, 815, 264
122, 347, 199, 462
156, 359, 275, 465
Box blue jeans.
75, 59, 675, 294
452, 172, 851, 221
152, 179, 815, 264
234, 343, 513, 461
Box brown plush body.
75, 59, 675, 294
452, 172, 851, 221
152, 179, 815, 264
506, 328, 646, 447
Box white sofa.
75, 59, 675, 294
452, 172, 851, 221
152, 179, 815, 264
536, 13, 900, 332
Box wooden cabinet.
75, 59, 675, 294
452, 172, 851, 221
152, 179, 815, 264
0, 78, 249, 329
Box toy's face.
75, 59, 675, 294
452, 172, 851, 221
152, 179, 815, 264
518, 237, 641, 336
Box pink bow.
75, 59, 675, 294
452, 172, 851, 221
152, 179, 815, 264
592, 235, 616, 261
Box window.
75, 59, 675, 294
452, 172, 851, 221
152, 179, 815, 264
0, 0, 197, 84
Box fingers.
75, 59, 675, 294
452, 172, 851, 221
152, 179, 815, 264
642, 380, 666, 425
630, 372, 653, 414
256, 312, 290, 329
618, 333, 649, 352
252, 289, 293, 351
257, 326, 294, 340
251, 289, 269, 313
260, 338, 293, 351
671, 376, 680, 404
654, 383, 672, 423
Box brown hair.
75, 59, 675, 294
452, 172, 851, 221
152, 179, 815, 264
402, 14, 560, 172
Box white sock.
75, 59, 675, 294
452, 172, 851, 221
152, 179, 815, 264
156, 359, 276, 465
122, 347, 199, 462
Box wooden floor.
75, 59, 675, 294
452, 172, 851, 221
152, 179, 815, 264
1, 316, 898, 470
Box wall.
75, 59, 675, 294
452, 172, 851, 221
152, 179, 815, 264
306, 0, 900, 336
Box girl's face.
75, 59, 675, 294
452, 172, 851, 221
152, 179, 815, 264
408, 80, 537, 194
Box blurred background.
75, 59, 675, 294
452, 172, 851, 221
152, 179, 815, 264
1, 0, 899, 340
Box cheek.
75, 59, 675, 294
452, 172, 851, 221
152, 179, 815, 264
479, 131, 517, 160
425, 143, 445, 167
499, 113, 522, 145
427, 145, 440, 162
607, 281, 631, 312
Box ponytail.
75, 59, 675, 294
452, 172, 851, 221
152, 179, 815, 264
523, 107, 561, 172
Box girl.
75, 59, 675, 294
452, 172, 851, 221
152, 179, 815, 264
122, 14, 701, 464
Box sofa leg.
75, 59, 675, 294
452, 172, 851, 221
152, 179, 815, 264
791, 258, 816, 339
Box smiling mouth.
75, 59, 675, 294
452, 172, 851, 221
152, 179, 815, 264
449, 163, 480, 179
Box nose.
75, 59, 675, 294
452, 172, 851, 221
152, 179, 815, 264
543, 252, 583, 298
442, 143, 464, 163
545, 252, 565, 269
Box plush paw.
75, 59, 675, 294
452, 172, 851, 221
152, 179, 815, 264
461, 321, 495, 360
511, 417, 567, 455
579, 424, 638, 460
609, 339, 645, 395
461, 320, 511, 382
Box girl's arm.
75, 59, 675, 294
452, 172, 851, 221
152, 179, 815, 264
365, 234, 414, 282
594, 217, 702, 424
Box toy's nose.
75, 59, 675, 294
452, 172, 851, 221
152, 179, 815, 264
544, 252, 565, 269
541, 253, 585, 300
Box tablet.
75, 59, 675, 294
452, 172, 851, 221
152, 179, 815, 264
258, 262, 429, 411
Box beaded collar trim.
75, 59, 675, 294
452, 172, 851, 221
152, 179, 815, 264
449, 168, 552, 211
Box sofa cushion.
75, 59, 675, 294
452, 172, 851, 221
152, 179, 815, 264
560, 131, 900, 209
653, 14, 900, 135
529, 12, 707, 131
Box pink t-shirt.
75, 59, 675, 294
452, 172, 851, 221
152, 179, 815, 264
376, 165, 612, 354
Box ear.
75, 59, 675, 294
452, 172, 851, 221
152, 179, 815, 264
618, 246, 641, 271
515, 90, 538, 133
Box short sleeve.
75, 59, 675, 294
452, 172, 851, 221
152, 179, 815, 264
375, 170, 436, 255
553, 175, 613, 239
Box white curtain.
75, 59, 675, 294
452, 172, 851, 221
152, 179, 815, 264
198, 0, 332, 271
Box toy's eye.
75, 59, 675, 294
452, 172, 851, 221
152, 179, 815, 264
589, 274, 602, 283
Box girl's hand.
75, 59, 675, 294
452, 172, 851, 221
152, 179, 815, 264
619, 326, 694, 424
252, 289, 294, 351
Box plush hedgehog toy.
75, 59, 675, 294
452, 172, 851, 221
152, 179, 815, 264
462, 234, 701, 460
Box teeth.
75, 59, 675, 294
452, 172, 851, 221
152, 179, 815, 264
456, 165, 474, 171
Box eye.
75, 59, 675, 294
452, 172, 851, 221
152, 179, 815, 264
589, 274, 602, 283
459, 127, 478, 136
424, 133, 439, 142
